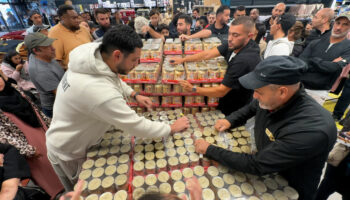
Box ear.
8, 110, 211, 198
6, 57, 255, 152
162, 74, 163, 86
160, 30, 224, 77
112, 50, 122, 63
279, 86, 288, 98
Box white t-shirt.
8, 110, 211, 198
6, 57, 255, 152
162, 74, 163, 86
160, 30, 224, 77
264, 37, 293, 59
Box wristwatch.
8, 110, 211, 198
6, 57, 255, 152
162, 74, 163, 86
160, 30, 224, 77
133, 92, 140, 100
192, 86, 197, 93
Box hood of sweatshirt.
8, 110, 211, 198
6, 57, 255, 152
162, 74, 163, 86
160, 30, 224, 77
67, 42, 117, 78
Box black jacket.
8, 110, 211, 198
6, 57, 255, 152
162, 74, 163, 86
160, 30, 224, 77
205, 86, 337, 200
217, 40, 261, 115
299, 37, 350, 90
304, 28, 332, 48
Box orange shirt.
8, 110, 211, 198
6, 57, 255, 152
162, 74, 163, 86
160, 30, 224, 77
48, 23, 92, 69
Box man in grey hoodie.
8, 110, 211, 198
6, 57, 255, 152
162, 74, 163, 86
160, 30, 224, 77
46, 25, 189, 191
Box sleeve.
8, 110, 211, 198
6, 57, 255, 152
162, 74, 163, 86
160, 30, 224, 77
217, 42, 228, 57
1, 65, 20, 81
267, 43, 291, 57
92, 96, 171, 138
205, 129, 329, 175
299, 39, 317, 63
34, 72, 61, 92
0, 144, 30, 181
24, 61, 29, 74
48, 31, 64, 61
221, 60, 252, 90
226, 100, 258, 128
120, 79, 134, 96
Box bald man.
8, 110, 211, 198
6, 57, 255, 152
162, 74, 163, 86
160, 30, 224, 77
304, 8, 334, 47
250, 9, 260, 22
264, 3, 286, 42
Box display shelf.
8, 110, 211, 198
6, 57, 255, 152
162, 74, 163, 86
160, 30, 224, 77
122, 79, 158, 84
163, 50, 182, 55
187, 79, 223, 84
184, 50, 203, 55
140, 92, 200, 96
139, 58, 162, 63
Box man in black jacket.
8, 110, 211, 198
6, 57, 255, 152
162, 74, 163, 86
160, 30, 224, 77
300, 13, 350, 91
195, 56, 337, 200
171, 16, 261, 115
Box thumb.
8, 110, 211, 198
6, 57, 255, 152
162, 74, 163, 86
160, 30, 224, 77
219, 125, 226, 132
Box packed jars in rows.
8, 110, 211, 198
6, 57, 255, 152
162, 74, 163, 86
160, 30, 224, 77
203, 37, 222, 50
140, 43, 163, 61
184, 39, 203, 53
185, 61, 225, 80
132, 106, 216, 115
162, 65, 186, 81
121, 63, 160, 81
164, 38, 182, 54
161, 96, 183, 106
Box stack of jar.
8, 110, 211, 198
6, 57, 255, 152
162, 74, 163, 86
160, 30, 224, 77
140, 39, 163, 62
164, 38, 182, 54
185, 60, 225, 81
184, 39, 203, 54
203, 37, 222, 50
121, 63, 160, 82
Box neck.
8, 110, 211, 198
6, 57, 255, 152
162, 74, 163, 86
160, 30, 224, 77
35, 55, 52, 63
233, 40, 249, 54
101, 51, 115, 73
61, 22, 76, 32
215, 21, 223, 29
186, 29, 191, 35
273, 31, 285, 40
151, 22, 157, 27
318, 23, 330, 34
330, 35, 346, 44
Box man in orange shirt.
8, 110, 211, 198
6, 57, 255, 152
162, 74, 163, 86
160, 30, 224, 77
48, 5, 92, 70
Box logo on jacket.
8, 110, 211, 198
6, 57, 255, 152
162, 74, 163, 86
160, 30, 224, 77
265, 128, 275, 141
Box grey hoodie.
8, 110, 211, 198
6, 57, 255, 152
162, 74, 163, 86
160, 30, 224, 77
46, 42, 171, 161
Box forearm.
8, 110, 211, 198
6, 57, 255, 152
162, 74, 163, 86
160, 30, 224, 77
148, 28, 162, 39
183, 47, 220, 63
189, 29, 211, 39
3, 68, 20, 81
0, 179, 20, 200
196, 86, 228, 98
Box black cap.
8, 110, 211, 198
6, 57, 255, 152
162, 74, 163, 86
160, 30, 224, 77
33, 24, 50, 33
239, 56, 307, 90
29, 10, 40, 18
279, 13, 296, 33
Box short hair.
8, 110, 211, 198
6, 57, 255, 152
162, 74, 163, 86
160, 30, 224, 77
149, 9, 159, 17
216, 5, 230, 17
208, 11, 215, 16
158, 23, 169, 32
289, 21, 304, 41
236, 5, 246, 12
101, 25, 143, 56
231, 16, 255, 33
193, 8, 200, 13
178, 14, 192, 25
251, 8, 259, 15
57, 5, 74, 17
94, 8, 108, 17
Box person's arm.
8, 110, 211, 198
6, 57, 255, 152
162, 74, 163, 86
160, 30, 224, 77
0, 69, 8, 81
204, 128, 328, 175
0, 178, 20, 200
265, 43, 291, 57
1, 64, 21, 81
299, 39, 316, 63
183, 28, 212, 40
180, 81, 231, 97
146, 26, 163, 39
171, 47, 221, 64
48, 32, 65, 69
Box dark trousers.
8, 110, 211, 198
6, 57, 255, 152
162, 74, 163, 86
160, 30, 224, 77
314, 155, 350, 200
334, 79, 350, 119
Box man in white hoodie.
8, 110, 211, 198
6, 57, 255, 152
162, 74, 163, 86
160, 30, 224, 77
263, 13, 296, 59
46, 25, 189, 191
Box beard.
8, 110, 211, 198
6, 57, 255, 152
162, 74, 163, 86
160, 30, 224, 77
228, 41, 245, 51
258, 101, 275, 110
332, 30, 348, 38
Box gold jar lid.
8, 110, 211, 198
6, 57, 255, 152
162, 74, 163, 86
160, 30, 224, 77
159, 183, 171, 194
114, 190, 127, 200
145, 160, 156, 170
145, 152, 155, 161
182, 168, 194, 179
155, 151, 166, 159
173, 181, 185, 193
156, 159, 167, 169
202, 188, 215, 200
79, 169, 91, 180
212, 177, 225, 188
133, 161, 145, 171
158, 171, 169, 183
168, 157, 179, 166
145, 174, 157, 186
102, 176, 114, 189
116, 164, 129, 174
105, 165, 117, 176
82, 160, 94, 169
106, 156, 118, 165
118, 154, 130, 164
88, 178, 101, 191
115, 174, 127, 186
95, 157, 106, 168
171, 170, 183, 181
92, 168, 104, 178
86, 194, 99, 200
132, 176, 144, 188
198, 176, 209, 188
194, 166, 205, 176
132, 188, 145, 200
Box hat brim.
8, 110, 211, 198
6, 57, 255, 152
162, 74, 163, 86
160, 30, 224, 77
336, 16, 350, 21
38, 37, 55, 47
238, 72, 270, 90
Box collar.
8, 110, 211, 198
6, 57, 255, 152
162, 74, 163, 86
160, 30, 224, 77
58, 22, 82, 33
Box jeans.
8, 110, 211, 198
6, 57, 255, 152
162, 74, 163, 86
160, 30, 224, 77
334, 79, 350, 119
41, 108, 53, 118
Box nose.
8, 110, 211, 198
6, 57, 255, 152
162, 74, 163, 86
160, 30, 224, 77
253, 91, 259, 99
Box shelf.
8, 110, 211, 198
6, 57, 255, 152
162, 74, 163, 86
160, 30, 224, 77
122, 79, 158, 84
140, 92, 200, 96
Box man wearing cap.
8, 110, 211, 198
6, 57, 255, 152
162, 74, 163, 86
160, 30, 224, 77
194, 56, 337, 200
263, 13, 295, 59
25, 33, 65, 118
299, 13, 350, 103
33, 24, 50, 36
26, 10, 47, 34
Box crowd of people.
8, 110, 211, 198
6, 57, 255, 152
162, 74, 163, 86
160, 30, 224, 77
0, 1, 350, 200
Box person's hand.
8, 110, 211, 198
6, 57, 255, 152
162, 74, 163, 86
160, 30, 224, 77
179, 34, 191, 41
185, 177, 202, 200
15, 64, 23, 72
214, 119, 231, 132
0, 154, 4, 167
170, 116, 189, 133
169, 57, 184, 65
141, 25, 150, 34
135, 95, 153, 111
194, 139, 210, 154
333, 57, 343, 62
179, 80, 193, 92
59, 179, 84, 200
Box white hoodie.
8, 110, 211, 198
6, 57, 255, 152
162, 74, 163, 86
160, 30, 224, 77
46, 42, 171, 161
263, 37, 293, 59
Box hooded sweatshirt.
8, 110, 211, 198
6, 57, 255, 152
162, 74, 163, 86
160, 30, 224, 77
46, 42, 171, 161
263, 37, 293, 59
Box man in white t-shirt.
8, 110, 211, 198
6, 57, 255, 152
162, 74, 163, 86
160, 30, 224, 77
263, 13, 296, 59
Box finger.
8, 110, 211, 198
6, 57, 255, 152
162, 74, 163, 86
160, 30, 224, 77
219, 126, 226, 132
